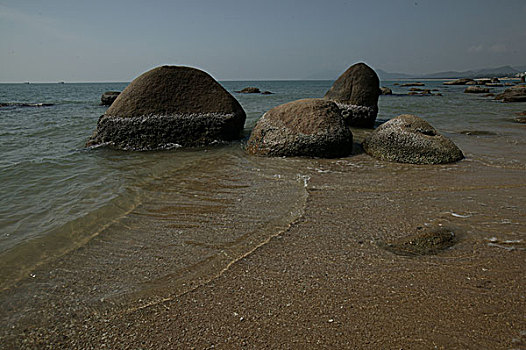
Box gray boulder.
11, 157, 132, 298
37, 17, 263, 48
363, 114, 464, 164
87, 66, 246, 150
100, 91, 120, 106
247, 98, 352, 158
323, 62, 380, 128
464, 86, 490, 93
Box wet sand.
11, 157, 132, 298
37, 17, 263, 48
2, 143, 525, 349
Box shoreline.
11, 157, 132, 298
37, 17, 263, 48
1, 147, 525, 348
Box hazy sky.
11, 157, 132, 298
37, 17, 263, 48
1, 0, 525, 82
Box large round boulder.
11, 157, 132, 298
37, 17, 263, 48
87, 66, 246, 150
247, 98, 352, 158
363, 114, 464, 164
323, 62, 380, 128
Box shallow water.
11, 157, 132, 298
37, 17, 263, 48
0, 80, 524, 301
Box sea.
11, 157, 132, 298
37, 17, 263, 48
0, 79, 525, 302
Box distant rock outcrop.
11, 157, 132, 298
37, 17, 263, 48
494, 86, 526, 102
464, 86, 490, 93
443, 78, 474, 85
247, 98, 353, 158
363, 114, 464, 164
87, 66, 246, 150
100, 91, 120, 106
323, 62, 380, 128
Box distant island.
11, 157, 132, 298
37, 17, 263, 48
305, 65, 526, 81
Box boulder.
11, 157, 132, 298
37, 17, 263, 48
236, 87, 261, 94
380, 87, 392, 95
491, 77, 500, 83
261, 91, 274, 95
443, 78, 474, 85
100, 91, 120, 106
362, 114, 464, 164
323, 62, 380, 128
247, 98, 352, 158
485, 83, 503, 87
494, 86, 526, 102
87, 66, 246, 150
464, 86, 490, 93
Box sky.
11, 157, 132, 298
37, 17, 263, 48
1, 0, 525, 82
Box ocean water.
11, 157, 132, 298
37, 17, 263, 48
0, 79, 525, 295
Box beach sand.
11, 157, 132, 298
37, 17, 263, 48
1, 146, 525, 349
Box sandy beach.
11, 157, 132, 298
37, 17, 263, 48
2, 138, 525, 349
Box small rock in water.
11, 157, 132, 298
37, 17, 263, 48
236, 87, 261, 94
378, 227, 457, 256
401, 82, 425, 87
380, 87, 392, 95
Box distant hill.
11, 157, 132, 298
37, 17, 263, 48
377, 65, 524, 80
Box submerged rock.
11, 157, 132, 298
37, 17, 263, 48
363, 114, 464, 164
378, 227, 457, 256
87, 66, 246, 150
459, 130, 497, 136
247, 98, 352, 158
100, 91, 120, 106
261, 91, 274, 95
464, 86, 490, 93
323, 62, 380, 128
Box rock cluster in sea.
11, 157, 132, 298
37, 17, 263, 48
86, 62, 465, 164
323, 62, 380, 128
87, 66, 246, 150
246, 98, 353, 158
363, 114, 464, 164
